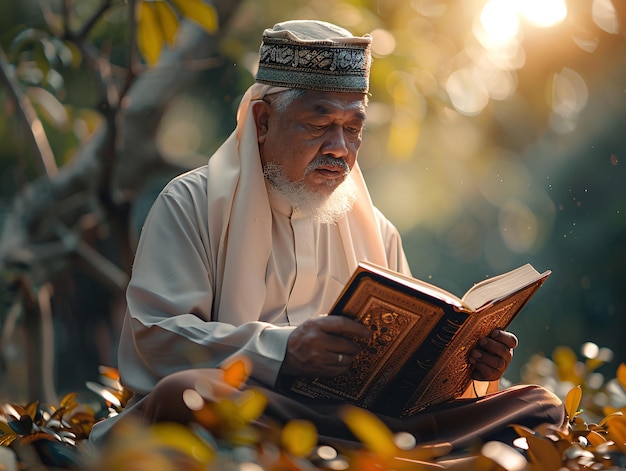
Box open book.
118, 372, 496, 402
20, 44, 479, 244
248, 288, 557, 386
286, 262, 551, 417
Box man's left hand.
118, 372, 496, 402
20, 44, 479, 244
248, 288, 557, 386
469, 329, 518, 382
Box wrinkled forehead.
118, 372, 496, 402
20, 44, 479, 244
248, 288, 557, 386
279, 90, 368, 117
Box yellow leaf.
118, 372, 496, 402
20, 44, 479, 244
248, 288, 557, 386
585, 357, 605, 373
136, 1, 164, 66
281, 420, 317, 457
60, 392, 78, 410
222, 357, 251, 388
511, 424, 536, 438
617, 363, 626, 390
598, 410, 623, 427
169, 0, 218, 34
99, 365, 120, 381
24, 401, 40, 420
525, 435, 563, 471
0, 434, 18, 446
606, 415, 626, 454
151, 422, 214, 462
565, 385, 582, 421
340, 405, 396, 457
586, 430, 606, 446
401, 442, 453, 463
552, 346, 578, 381
0, 420, 14, 434
235, 389, 268, 423
154, 1, 179, 46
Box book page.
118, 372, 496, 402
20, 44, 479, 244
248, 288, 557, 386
358, 261, 467, 310
462, 264, 551, 311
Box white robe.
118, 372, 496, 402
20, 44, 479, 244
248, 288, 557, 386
89, 84, 566, 450
89, 83, 411, 444
118, 164, 410, 395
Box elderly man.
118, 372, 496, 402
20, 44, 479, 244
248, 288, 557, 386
89, 20, 564, 449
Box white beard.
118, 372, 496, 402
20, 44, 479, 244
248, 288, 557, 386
263, 161, 357, 224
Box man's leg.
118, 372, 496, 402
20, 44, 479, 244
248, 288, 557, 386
124, 370, 566, 451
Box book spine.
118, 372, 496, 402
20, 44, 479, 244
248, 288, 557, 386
371, 308, 468, 416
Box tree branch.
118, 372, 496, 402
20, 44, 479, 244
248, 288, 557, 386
0, 46, 58, 178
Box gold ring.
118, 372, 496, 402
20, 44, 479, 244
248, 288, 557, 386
337, 353, 344, 365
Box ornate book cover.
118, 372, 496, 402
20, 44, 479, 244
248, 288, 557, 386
287, 262, 551, 417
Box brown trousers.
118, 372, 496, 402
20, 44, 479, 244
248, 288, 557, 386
130, 368, 566, 451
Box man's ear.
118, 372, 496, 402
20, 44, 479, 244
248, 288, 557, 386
252, 101, 271, 144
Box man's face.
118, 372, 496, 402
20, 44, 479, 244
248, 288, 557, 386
253, 90, 367, 195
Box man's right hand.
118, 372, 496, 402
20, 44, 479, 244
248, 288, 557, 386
279, 315, 371, 377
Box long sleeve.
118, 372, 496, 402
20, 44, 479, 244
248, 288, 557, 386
118, 172, 293, 395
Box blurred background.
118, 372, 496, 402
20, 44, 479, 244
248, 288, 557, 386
0, 0, 624, 405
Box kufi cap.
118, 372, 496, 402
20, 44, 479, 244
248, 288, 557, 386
255, 20, 372, 93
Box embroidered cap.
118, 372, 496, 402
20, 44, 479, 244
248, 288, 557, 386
255, 20, 372, 93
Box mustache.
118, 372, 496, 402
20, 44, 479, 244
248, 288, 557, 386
304, 156, 350, 175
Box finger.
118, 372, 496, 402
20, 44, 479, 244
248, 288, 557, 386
327, 352, 354, 368
477, 336, 514, 361
469, 348, 509, 372
317, 315, 371, 338
327, 337, 363, 355
489, 329, 518, 349
470, 360, 502, 382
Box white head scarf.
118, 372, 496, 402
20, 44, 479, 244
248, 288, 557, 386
205, 82, 388, 324
207, 21, 387, 324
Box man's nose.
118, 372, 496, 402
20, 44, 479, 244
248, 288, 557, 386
321, 124, 349, 158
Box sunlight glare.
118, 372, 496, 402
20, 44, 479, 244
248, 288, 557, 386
480, 0, 519, 44
515, 0, 567, 28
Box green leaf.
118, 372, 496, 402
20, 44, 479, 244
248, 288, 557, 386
32, 43, 51, 86
27, 86, 69, 129
51, 38, 78, 68
8, 28, 46, 61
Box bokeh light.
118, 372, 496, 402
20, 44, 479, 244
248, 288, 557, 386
515, 0, 567, 28
481, 441, 527, 470
592, 0, 619, 34
547, 67, 588, 133
446, 68, 489, 116
370, 28, 396, 57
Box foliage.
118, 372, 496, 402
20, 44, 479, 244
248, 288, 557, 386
136, 0, 218, 66
0, 349, 624, 470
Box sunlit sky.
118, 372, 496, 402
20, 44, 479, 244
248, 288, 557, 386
441, 0, 617, 120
